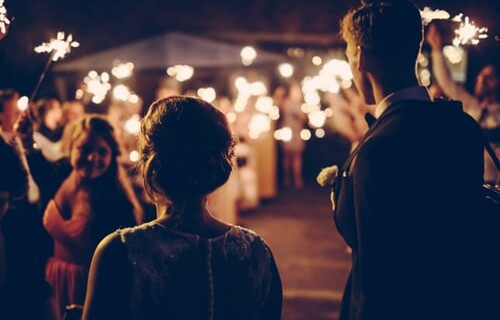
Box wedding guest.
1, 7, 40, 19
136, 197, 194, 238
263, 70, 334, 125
82, 96, 282, 320
426, 23, 500, 184
0, 136, 53, 320
17, 114, 143, 320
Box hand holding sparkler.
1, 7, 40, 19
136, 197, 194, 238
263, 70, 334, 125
29, 32, 79, 119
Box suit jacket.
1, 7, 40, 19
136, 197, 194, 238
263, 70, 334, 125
333, 99, 495, 320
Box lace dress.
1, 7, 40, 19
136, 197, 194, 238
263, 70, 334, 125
113, 222, 282, 319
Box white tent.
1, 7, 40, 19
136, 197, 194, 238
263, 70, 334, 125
54, 31, 285, 72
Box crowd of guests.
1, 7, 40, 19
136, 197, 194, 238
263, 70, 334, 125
1, 0, 499, 319
0, 89, 283, 319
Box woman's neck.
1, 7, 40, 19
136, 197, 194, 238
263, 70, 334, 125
156, 198, 230, 236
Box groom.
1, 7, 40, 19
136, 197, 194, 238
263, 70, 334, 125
333, 1, 495, 319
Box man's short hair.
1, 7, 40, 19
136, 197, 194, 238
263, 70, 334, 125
341, 0, 423, 67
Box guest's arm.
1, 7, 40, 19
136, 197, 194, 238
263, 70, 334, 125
426, 24, 482, 120
82, 232, 131, 320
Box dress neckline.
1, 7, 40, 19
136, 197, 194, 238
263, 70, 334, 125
153, 221, 236, 241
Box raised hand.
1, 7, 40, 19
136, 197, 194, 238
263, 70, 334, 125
426, 24, 443, 51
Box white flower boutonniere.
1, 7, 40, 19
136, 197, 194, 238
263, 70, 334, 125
316, 165, 339, 187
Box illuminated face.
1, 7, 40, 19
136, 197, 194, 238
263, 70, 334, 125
70, 132, 113, 180
475, 65, 499, 99
345, 41, 375, 105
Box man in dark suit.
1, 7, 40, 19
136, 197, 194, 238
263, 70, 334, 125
333, 1, 495, 319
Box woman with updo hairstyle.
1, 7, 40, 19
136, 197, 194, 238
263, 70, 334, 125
83, 96, 282, 320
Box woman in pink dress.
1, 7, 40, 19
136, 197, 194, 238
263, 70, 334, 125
20, 115, 143, 320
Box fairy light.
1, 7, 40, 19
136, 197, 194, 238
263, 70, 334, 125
167, 65, 194, 82
240, 46, 257, 66
124, 114, 141, 135
129, 150, 140, 162
278, 63, 294, 78
452, 14, 488, 46
16, 96, 29, 111
300, 129, 312, 141
112, 62, 134, 79
84, 71, 111, 104
312, 56, 322, 66
0, 0, 10, 36
248, 114, 271, 139
34, 32, 79, 61
112, 84, 131, 101
308, 110, 326, 128
315, 128, 325, 138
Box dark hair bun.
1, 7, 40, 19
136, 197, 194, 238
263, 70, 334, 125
141, 96, 235, 201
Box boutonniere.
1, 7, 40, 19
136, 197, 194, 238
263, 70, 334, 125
316, 165, 339, 187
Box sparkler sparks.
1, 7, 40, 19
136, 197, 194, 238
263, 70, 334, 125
0, 0, 10, 36
34, 32, 80, 61
452, 14, 488, 46
420, 7, 450, 25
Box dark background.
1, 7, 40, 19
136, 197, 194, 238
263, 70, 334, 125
1, 0, 499, 97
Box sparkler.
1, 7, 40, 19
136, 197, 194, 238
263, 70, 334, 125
28, 32, 79, 120
420, 7, 450, 26
451, 14, 488, 46
420, 7, 488, 47
0, 0, 10, 39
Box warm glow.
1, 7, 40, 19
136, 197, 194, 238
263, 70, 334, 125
300, 129, 311, 141
443, 45, 464, 64
278, 63, 294, 78
269, 106, 280, 121
321, 59, 353, 81
452, 14, 488, 46
124, 114, 141, 135
275, 127, 292, 142
167, 65, 194, 82
308, 110, 326, 128
17, 96, 29, 111
197, 87, 217, 103
128, 94, 139, 104
312, 56, 322, 66
255, 96, 273, 113
241, 46, 257, 66
113, 84, 131, 101
226, 112, 237, 123
84, 71, 111, 104
112, 62, 134, 79
129, 150, 140, 162
419, 7, 450, 25
0, 0, 10, 36
34, 32, 79, 61
248, 114, 271, 139
315, 128, 325, 138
